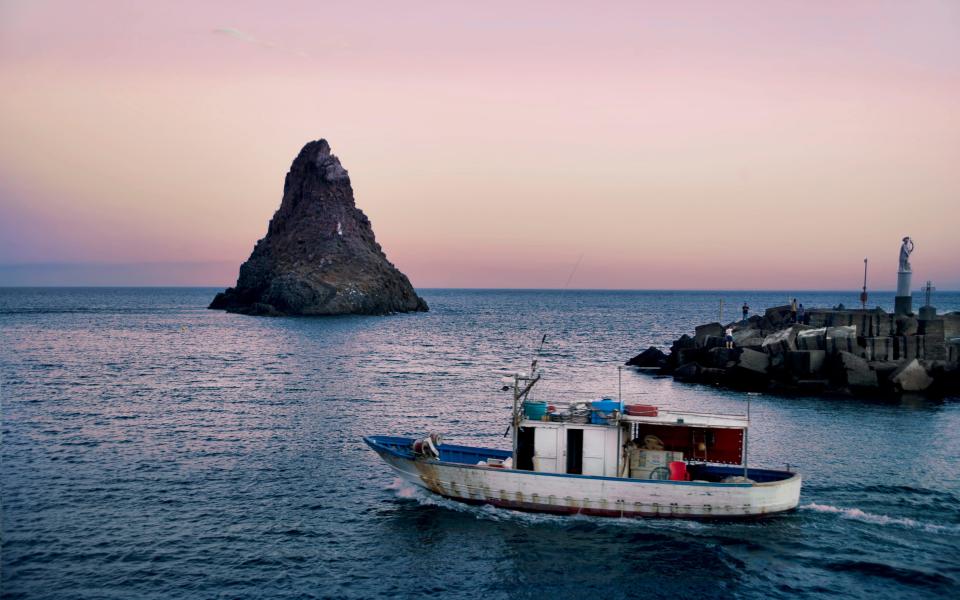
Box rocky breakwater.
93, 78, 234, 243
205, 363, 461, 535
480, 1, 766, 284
627, 306, 960, 397
210, 139, 428, 316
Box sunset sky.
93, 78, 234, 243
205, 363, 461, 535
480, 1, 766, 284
1, 1, 958, 289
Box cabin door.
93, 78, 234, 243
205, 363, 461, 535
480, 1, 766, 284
582, 429, 605, 476
566, 429, 583, 474
533, 428, 559, 473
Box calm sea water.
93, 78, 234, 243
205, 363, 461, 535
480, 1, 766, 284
2, 288, 959, 600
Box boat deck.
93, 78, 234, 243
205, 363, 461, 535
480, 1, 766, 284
364, 436, 794, 484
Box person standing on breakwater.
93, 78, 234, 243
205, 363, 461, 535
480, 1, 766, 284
742, 302, 749, 321
725, 327, 735, 349
790, 298, 798, 323
798, 303, 805, 325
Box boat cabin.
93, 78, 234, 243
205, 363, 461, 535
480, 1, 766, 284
514, 409, 750, 482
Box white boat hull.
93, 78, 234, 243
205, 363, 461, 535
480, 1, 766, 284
368, 437, 801, 519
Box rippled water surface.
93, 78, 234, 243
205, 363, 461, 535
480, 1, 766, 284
2, 288, 959, 599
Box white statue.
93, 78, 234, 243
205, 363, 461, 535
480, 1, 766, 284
899, 236, 914, 272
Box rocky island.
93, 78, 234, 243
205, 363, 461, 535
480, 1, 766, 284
210, 139, 428, 316
627, 305, 960, 397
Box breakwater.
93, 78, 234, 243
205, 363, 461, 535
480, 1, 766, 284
628, 305, 960, 396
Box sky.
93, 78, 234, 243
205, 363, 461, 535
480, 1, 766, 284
1, 0, 958, 289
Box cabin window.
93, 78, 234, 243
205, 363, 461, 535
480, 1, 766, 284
566, 429, 583, 474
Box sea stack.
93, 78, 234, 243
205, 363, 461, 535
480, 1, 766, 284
210, 139, 428, 316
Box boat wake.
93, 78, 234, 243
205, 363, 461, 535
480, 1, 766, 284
801, 502, 958, 534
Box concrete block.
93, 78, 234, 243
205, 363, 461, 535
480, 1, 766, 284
862, 337, 894, 362
736, 348, 769, 375
732, 328, 761, 347
676, 347, 702, 366
889, 358, 933, 392
919, 319, 944, 337
707, 347, 740, 368
762, 325, 809, 354
797, 328, 826, 351
923, 335, 947, 361
786, 350, 826, 376
695, 323, 724, 348
837, 351, 878, 389
895, 316, 919, 336
895, 336, 921, 361
876, 315, 894, 337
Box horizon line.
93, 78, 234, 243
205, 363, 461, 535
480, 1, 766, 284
1, 285, 957, 293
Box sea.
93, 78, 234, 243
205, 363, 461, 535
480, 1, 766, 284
2, 288, 959, 600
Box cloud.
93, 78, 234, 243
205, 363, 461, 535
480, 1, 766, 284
213, 27, 258, 43
212, 27, 308, 57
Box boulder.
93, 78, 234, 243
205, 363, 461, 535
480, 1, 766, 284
889, 359, 934, 392
675, 347, 704, 367
694, 323, 724, 348
626, 347, 667, 368
673, 363, 701, 381
209, 139, 428, 316
698, 367, 727, 383
836, 351, 878, 389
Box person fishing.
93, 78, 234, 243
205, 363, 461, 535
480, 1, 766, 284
742, 302, 749, 321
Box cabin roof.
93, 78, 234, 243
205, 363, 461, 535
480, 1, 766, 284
522, 410, 748, 430
622, 410, 748, 429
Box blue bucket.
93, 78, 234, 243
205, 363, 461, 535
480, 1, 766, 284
523, 401, 547, 420
590, 398, 622, 425
590, 398, 622, 412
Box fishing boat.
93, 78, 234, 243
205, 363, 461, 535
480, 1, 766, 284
365, 361, 801, 519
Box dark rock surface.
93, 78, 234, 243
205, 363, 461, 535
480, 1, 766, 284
627, 305, 959, 398
210, 139, 428, 316
626, 347, 667, 368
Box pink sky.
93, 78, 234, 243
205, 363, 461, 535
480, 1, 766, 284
1, 0, 958, 288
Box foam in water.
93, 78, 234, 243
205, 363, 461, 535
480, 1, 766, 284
802, 503, 957, 533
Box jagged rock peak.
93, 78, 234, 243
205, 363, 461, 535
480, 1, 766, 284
309, 139, 349, 182
209, 138, 428, 316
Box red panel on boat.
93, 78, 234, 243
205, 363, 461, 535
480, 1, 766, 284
632, 425, 743, 465
625, 404, 658, 417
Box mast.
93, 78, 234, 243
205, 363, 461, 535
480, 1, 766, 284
743, 398, 750, 478
860, 258, 868, 310
511, 373, 519, 462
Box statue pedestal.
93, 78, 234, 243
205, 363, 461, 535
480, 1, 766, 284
895, 270, 912, 315
919, 305, 937, 320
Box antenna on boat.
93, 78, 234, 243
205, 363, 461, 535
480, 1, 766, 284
618, 365, 622, 403
532, 333, 547, 375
